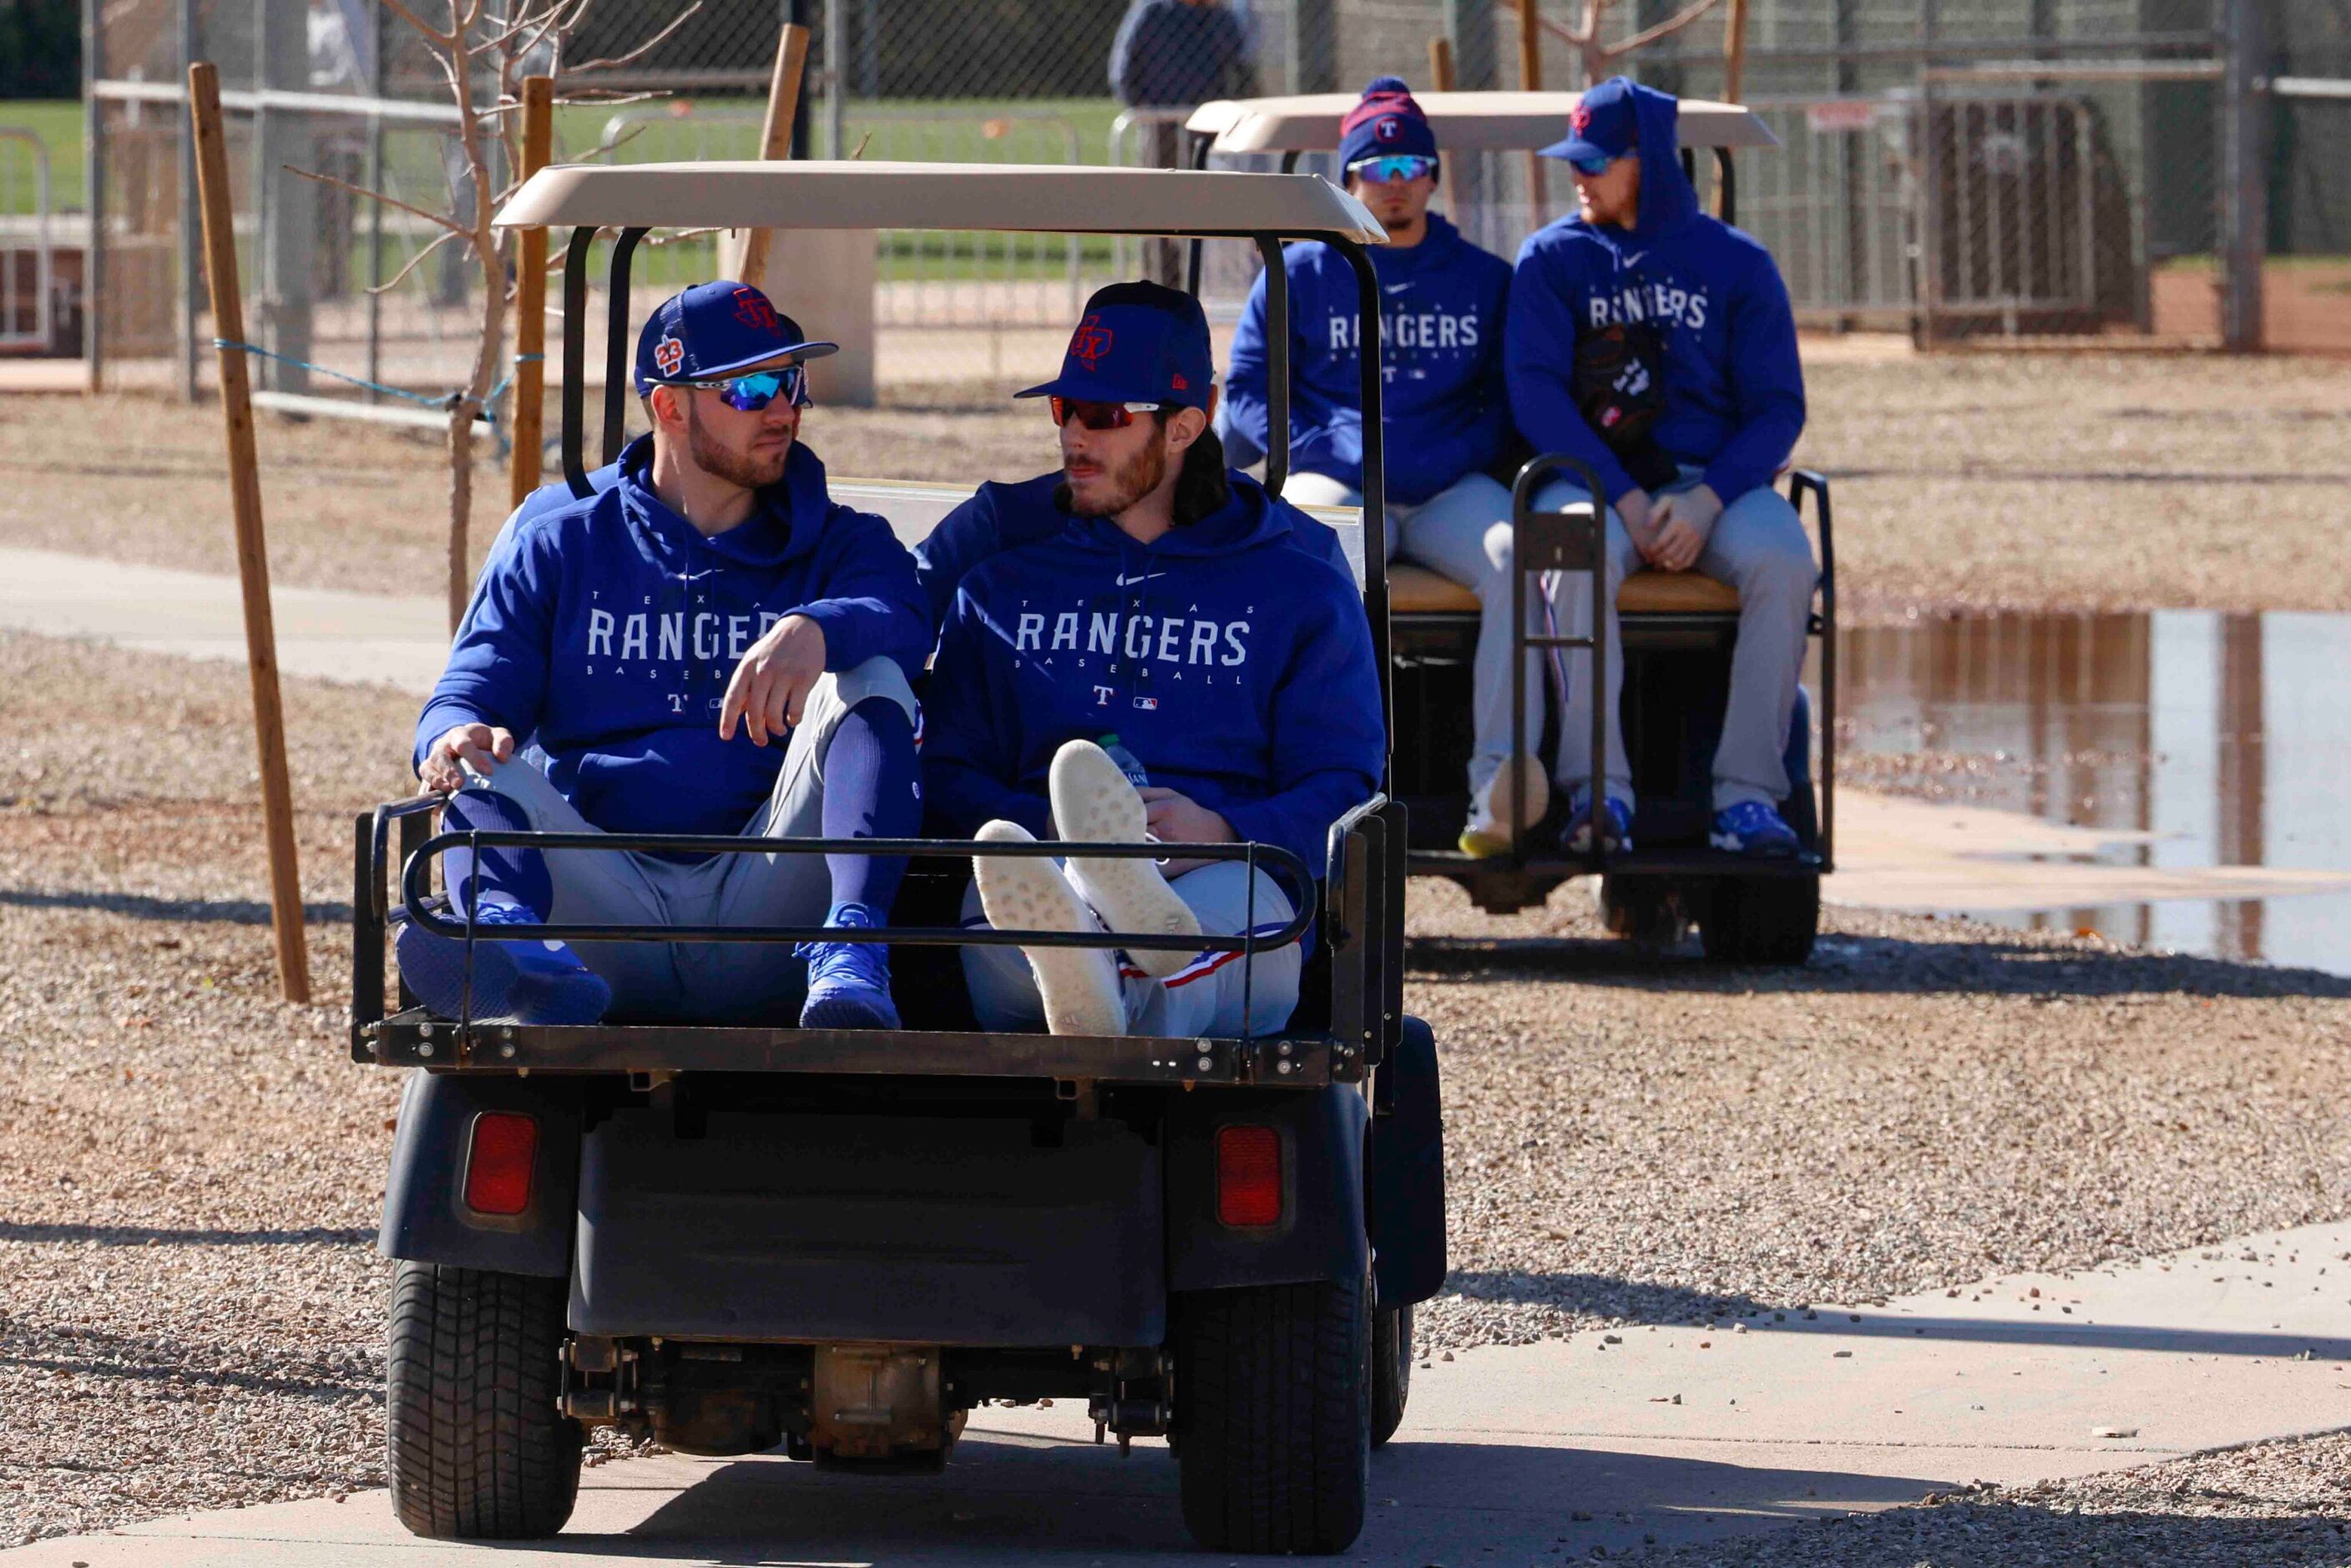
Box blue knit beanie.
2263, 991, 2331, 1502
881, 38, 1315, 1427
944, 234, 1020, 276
1337, 76, 1439, 171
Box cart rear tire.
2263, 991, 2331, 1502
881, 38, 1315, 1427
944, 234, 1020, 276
1597, 874, 1681, 943
1371, 1301, 1412, 1447
1698, 873, 1820, 966
1172, 1275, 1370, 1554
387, 1260, 582, 1540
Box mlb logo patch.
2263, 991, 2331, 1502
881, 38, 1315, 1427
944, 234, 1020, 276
653, 335, 685, 377
1133, 695, 1158, 711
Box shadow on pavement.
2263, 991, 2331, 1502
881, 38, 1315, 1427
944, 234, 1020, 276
1641, 1496, 2351, 1566
0, 1222, 374, 1247
503, 1434, 1949, 1561
1404, 930, 2351, 999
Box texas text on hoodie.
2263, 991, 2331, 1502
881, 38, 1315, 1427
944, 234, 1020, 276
1505, 83, 1805, 505
923, 487, 1386, 881
913, 468, 1355, 632
1226, 213, 1514, 507
416, 439, 930, 838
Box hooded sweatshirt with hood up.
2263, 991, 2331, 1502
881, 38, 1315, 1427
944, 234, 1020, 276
1225, 212, 1513, 507
415, 438, 929, 838
1504, 82, 1805, 506
923, 482, 1386, 880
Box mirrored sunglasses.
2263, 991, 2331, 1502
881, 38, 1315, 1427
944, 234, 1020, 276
1346, 154, 1438, 185
676, 365, 808, 412
1049, 397, 1168, 432
1567, 151, 1620, 178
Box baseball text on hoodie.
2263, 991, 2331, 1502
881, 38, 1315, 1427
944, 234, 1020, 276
1504, 83, 1805, 505
416, 439, 930, 838
1225, 214, 1513, 507
923, 487, 1386, 881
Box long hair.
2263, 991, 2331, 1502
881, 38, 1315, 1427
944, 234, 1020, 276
1169, 422, 1230, 528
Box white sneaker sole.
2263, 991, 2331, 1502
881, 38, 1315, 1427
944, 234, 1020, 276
1049, 740, 1201, 981
972, 819, 1128, 1038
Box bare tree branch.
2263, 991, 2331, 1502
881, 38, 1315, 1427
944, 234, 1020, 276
283, 164, 468, 235
1602, 0, 1724, 60
377, 0, 452, 45
371, 226, 467, 293
561, 1, 700, 74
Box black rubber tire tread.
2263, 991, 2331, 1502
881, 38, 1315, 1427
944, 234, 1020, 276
1370, 1302, 1412, 1447
387, 1259, 583, 1540
1173, 1276, 1370, 1554
1597, 874, 1681, 943
1699, 873, 1820, 966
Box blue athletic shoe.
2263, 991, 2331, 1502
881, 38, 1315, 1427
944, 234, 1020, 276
394, 900, 610, 1025
1711, 800, 1802, 857
1562, 792, 1635, 855
797, 904, 900, 1030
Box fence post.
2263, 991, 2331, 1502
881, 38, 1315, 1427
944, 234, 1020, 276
508, 76, 554, 513
80, 0, 102, 391
736, 24, 811, 290
1289, 0, 1337, 94
1517, 0, 1545, 225
256, 0, 314, 392
2218, 0, 2268, 352
176, 0, 199, 400
190, 60, 312, 1007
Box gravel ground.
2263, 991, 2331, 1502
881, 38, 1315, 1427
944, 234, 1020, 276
5, 348, 2348, 622
1622, 1430, 2351, 1565
3, 628, 2348, 1550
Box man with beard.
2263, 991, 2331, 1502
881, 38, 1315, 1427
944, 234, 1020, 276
404, 281, 929, 1030
923, 284, 1385, 1037
1221, 78, 1540, 859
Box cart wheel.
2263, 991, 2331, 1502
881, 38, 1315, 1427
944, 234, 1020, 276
1698, 873, 1820, 966
1371, 1301, 1412, 1448
1172, 1274, 1370, 1554
1596, 875, 1681, 943
387, 1260, 582, 1540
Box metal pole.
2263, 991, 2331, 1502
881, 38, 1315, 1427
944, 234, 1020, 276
824, 0, 846, 158
1517, 0, 1544, 225
2218, 0, 2267, 352
82, 0, 103, 391
365, 0, 387, 402
190, 60, 312, 1005
177, 0, 200, 398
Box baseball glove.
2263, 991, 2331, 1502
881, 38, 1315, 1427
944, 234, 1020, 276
1570, 320, 1676, 491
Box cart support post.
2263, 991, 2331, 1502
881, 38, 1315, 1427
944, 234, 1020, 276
1253, 233, 1291, 500
190, 60, 311, 1004
1336, 240, 1393, 784
506, 75, 554, 513
602, 228, 648, 465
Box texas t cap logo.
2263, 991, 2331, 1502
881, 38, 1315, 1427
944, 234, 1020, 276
1570, 104, 1593, 135
1069, 313, 1114, 369
1376, 115, 1401, 142
732, 288, 780, 332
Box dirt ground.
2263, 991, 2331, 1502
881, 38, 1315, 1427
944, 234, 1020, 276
3, 630, 2348, 1550
2, 346, 2345, 623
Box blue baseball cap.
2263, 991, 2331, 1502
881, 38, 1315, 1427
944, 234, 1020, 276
1540, 75, 1641, 167
1015, 281, 1214, 412
634, 280, 837, 395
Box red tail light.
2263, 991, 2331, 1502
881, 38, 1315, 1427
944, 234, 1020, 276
1216, 1125, 1283, 1227
463, 1111, 538, 1216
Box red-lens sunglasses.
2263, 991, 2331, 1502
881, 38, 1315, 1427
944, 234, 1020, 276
1049, 397, 1170, 432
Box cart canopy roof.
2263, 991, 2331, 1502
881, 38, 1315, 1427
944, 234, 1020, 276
1189, 91, 1779, 154
493, 160, 1388, 241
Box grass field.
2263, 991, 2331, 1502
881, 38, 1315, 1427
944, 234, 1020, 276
0, 99, 83, 214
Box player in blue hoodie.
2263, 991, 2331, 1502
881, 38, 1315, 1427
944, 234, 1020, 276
404, 281, 931, 1030
1221, 78, 1544, 855
1505, 77, 1817, 858
925, 283, 1385, 1038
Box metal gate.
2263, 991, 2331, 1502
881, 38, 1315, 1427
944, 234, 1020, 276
0, 128, 54, 352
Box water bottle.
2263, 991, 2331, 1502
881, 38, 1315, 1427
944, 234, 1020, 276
1096, 733, 1150, 791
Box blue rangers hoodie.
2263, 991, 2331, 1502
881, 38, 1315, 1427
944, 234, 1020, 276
913, 468, 1353, 632
1505, 83, 1805, 505
416, 439, 929, 837
923, 484, 1386, 880
1225, 213, 1513, 507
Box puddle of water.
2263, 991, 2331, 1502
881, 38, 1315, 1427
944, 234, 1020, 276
1819, 610, 2351, 977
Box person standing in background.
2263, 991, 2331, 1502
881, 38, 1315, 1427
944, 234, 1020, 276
1110, 0, 1256, 285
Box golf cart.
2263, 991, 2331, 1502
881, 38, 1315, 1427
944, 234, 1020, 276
354, 162, 1443, 1556
1189, 91, 1838, 963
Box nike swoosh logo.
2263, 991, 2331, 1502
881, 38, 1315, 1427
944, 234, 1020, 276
1624, 250, 1647, 267
1114, 572, 1166, 586
1383, 281, 1412, 295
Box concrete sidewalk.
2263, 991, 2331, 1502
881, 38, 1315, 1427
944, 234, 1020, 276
4, 542, 2346, 921
10, 1222, 2348, 1565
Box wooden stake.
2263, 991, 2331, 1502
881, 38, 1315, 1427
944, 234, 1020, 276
736, 23, 811, 291
1426, 37, 1459, 215
507, 74, 554, 513
1518, 0, 1545, 225
189, 61, 310, 1005
1722, 0, 1751, 102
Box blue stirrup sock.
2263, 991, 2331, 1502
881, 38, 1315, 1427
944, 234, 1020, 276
817, 695, 922, 921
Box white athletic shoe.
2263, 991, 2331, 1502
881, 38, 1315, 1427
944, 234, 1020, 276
972, 819, 1128, 1038
1049, 739, 1201, 980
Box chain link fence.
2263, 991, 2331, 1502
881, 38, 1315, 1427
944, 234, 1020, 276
79, 0, 2351, 413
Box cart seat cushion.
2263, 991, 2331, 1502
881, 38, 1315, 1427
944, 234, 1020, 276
1388, 562, 1740, 616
